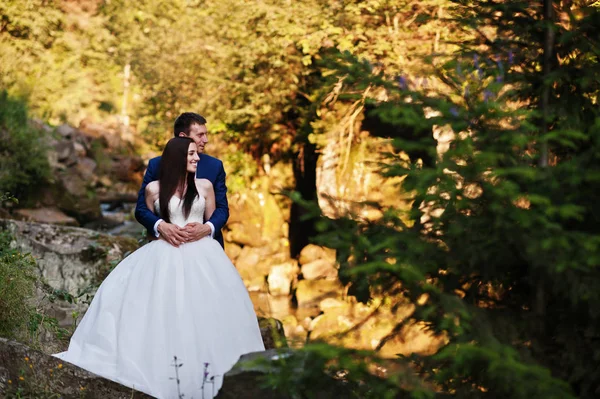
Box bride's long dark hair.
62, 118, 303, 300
158, 136, 199, 223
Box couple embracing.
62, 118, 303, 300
55, 113, 265, 398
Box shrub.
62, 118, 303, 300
0, 231, 37, 338
0, 91, 51, 201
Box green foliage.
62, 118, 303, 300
261, 1, 600, 398
0, 231, 37, 338
0, 0, 120, 124
223, 150, 259, 194
0, 229, 71, 346
254, 344, 432, 399
0, 92, 51, 200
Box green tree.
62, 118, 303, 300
100, 0, 458, 255
0, 0, 120, 124
262, 0, 600, 397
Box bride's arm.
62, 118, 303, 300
196, 179, 216, 221
145, 181, 159, 210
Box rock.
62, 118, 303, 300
54, 140, 78, 165
0, 219, 138, 295
258, 317, 287, 349
217, 349, 293, 399
112, 156, 144, 184
361, 208, 384, 221
227, 193, 263, 225
298, 244, 335, 266
14, 208, 78, 226
98, 175, 113, 188
295, 279, 343, 308
96, 190, 137, 203
234, 246, 262, 285
227, 222, 265, 247
0, 337, 151, 398
73, 141, 87, 158
267, 261, 299, 296
224, 242, 242, 262
54, 171, 102, 223
280, 315, 299, 339
219, 349, 352, 398
234, 247, 277, 292
261, 194, 285, 241
301, 259, 338, 280
318, 297, 350, 314
226, 190, 286, 249
378, 321, 447, 358
56, 123, 77, 138
75, 157, 98, 181
309, 313, 355, 340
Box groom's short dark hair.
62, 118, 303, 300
174, 112, 207, 137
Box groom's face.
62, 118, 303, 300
180, 123, 208, 154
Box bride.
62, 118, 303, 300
55, 136, 265, 398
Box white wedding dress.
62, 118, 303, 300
55, 195, 265, 398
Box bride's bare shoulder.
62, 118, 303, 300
194, 178, 213, 194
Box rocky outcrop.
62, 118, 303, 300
0, 337, 152, 398
226, 191, 286, 250
218, 349, 356, 399
0, 219, 138, 295
0, 218, 139, 336
217, 349, 292, 399
17, 121, 145, 226
0, 317, 287, 398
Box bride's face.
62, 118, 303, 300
187, 142, 199, 173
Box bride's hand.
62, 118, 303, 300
157, 222, 187, 247
181, 222, 211, 243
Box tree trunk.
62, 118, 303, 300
534, 0, 555, 338
289, 140, 318, 258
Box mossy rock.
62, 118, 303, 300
258, 317, 288, 349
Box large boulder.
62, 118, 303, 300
233, 246, 288, 292
226, 188, 286, 249
298, 244, 336, 266
0, 338, 151, 398
0, 340, 297, 399
13, 208, 78, 226
295, 279, 344, 308
267, 261, 299, 296
218, 349, 354, 399
300, 259, 338, 280
26, 122, 144, 225
234, 246, 267, 291
0, 219, 138, 299
217, 349, 292, 399
0, 316, 289, 399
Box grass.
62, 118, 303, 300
0, 231, 37, 339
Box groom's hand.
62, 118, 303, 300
157, 222, 187, 247
182, 222, 211, 243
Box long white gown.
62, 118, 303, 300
54, 195, 265, 398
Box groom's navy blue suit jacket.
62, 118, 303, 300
134, 154, 229, 248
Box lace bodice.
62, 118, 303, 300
154, 195, 206, 227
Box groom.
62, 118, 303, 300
134, 112, 229, 248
